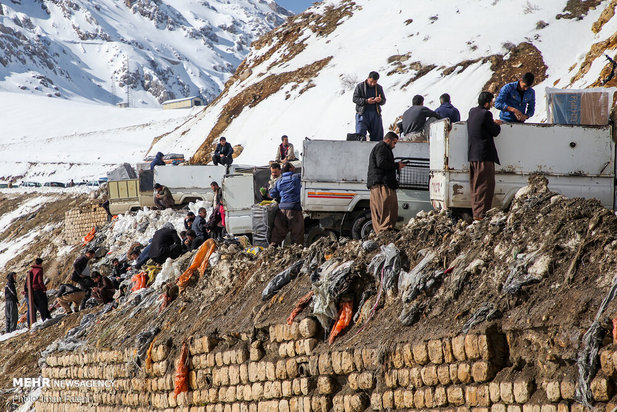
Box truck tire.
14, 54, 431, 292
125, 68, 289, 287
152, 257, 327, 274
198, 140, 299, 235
305, 226, 336, 246
351, 212, 373, 240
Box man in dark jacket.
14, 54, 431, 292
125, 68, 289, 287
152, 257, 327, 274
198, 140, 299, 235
435, 93, 461, 123
467, 91, 503, 220
5, 272, 18, 333
110, 258, 129, 289
191, 207, 208, 238
400, 95, 440, 141
72, 250, 95, 290
55, 284, 87, 314
494, 72, 535, 122
90, 272, 115, 305
212, 137, 233, 167
269, 163, 304, 246
353, 71, 386, 141
150, 152, 165, 171
153, 183, 174, 210
367, 132, 405, 234
184, 230, 205, 251
148, 224, 183, 264
24, 258, 51, 323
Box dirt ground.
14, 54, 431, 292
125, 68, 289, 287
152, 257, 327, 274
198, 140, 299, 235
2, 175, 617, 406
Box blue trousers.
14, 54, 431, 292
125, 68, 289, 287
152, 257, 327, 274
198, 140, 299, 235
355, 111, 384, 141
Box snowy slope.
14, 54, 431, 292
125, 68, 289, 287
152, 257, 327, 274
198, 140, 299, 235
0, 0, 290, 106
149, 0, 617, 166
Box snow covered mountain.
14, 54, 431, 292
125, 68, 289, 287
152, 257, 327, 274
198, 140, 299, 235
3, 0, 617, 183
0, 0, 291, 106
149, 0, 617, 165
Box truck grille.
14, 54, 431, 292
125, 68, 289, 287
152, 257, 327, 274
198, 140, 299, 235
396, 157, 430, 190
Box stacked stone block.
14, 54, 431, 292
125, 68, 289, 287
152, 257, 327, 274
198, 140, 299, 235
34, 325, 614, 411
63, 204, 108, 244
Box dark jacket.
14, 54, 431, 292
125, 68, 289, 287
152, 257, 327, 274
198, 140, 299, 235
494, 81, 535, 122
112, 261, 130, 278
435, 103, 460, 123
367, 141, 398, 189
270, 172, 301, 210
25, 264, 46, 292
150, 152, 165, 171
353, 81, 386, 115
467, 106, 502, 164
71, 255, 89, 283
191, 215, 206, 238
401, 105, 440, 134
57, 284, 81, 297
5, 276, 17, 302
149, 227, 183, 264
188, 236, 205, 251
214, 142, 233, 158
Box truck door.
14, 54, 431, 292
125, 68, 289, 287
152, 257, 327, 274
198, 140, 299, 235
223, 174, 255, 236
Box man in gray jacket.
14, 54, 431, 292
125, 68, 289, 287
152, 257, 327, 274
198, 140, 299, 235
400, 95, 440, 142
353, 71, 386, 141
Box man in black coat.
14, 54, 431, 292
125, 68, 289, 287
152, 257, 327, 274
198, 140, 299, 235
367, 131, 405, 234
467, 91, 502, 220
353, 71, 386, 141
212, 137, 233, 167
148, 224, 183, 264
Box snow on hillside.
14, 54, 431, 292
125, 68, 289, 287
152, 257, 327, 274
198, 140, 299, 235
0, 0, 290, 106
149, 0, 617, 166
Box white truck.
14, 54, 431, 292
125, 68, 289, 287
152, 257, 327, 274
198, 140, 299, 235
429, 119, 616, 216
301, 139, 433, 242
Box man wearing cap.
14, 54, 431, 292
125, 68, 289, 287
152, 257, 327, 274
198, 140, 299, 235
153, 183, 174, 210
353, 71, 386, 141
212, 137, 234, 167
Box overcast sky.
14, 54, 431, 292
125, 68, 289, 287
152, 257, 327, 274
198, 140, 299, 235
276, 0, 318, 14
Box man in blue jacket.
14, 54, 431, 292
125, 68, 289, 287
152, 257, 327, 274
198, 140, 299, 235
435, 93, 461, 123
150, 152, 165, 171
494, 72, 535, 123
269, 163, 304, 246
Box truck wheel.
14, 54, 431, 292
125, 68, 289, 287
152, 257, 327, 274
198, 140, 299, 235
351, 212, 374, 240
305, 226, 336, 246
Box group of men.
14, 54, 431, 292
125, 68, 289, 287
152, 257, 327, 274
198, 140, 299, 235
365, 70, 536, 233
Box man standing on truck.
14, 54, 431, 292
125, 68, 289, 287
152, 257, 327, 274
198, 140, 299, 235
467, 91, 502, 220
269, 163, 304, 246
367, 131, 405, 234
400, 95, 440, 142
494, 72, 535, 123
212, 137, 234, 167
353, 71, 386, 141
153, 183, 174, 210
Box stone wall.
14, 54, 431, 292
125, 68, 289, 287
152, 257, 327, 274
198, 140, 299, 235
63, 204, 108, 244
34, 320, 614, 411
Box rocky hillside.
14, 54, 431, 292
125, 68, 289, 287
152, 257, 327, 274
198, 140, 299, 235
148, 0, 617, 165
0, 0, 290, 105
3, 177, 617, 410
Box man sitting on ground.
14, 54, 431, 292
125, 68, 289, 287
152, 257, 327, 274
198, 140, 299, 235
153, 183, 174, 210
184, 229, 205, 251
91, 271, 115, 305
148, 224, 183, 264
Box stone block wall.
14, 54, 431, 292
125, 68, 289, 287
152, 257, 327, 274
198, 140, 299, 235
34, 322, 616, 411
63, 204, 108, 244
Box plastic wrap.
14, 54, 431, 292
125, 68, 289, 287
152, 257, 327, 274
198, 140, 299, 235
546, 87, 616, 125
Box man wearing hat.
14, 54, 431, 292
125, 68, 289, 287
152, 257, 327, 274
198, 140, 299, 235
353, 71, 387, 141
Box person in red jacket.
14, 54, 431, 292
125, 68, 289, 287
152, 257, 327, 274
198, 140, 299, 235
24, 258, 51, 324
